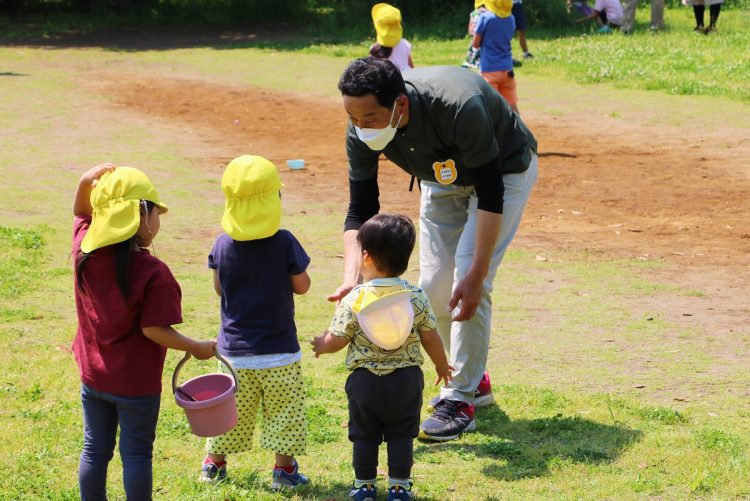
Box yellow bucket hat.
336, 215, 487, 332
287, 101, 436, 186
80, 167, 167, 254
372, 3, 403, 48
221, 155, 282, 241
474, 0, 485, 9
486, 0, 512, 17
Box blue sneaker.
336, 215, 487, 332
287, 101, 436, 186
419, 399, 476, 442
271, 461, 309, 490
350, 482, 377, 501
597, 25, 613, 34
198, 460, 227, 483
388, 483, 414, 500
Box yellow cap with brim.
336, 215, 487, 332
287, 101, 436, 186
221, 155, 282, 241
475, 0, 485, 9
486, 0, 512, 17
372, 3, 403, 48
80, 167, 167, 254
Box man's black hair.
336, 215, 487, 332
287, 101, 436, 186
338, 57, 406, 109
357, 214, 415, 277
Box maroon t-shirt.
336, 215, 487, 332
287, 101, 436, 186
72, 216, 183, 396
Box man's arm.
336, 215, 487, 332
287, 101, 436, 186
449, 210, 502, 321
328, 176, 380, 302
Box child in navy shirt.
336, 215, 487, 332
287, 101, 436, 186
199, 155, 311, 490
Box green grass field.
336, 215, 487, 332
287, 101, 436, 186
1, 7, 750, 500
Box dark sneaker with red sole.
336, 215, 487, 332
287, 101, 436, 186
428, 371, 494, 410
419, 399, 476, 442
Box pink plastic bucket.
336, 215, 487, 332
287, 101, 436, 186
172, 350, 239, 437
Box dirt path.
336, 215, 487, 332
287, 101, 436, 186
97, 74, 750, 266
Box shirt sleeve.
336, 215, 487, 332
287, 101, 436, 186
474, 11, 488, 37
207, 236, 221, 270
594, 0, 605, 12
72, 215, 91, 253
413, 290, 438, 333
328, 293, 358, 341
469, 156, 505, 214
345, 177, 380, 231
344, 123, 382, 231
453, 95, 500, 168
140, 262, 183, 328
285, 231, 311, 275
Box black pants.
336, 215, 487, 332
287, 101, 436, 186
693, 4, 721, 28
345, 366, 423, 480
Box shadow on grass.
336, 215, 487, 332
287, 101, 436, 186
0, 71, 27, 76
416, 405, 642, 481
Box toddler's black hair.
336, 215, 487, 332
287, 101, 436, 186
357, 214, 415, 276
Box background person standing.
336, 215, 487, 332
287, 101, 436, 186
621, 0, 665, 34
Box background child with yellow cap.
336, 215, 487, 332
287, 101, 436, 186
369, 3, 414, 72
311, 214, 452, 501
198, 155, 311, 490
472, 0, 521, 114
72, 163, 216, 500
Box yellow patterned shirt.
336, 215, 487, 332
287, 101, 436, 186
329, 277, 438, 375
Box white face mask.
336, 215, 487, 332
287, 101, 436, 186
354, 102, 403, 151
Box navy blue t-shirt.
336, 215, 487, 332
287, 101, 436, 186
209, 230, 310, 357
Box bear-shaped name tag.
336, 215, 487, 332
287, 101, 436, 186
432, 159, 457, 185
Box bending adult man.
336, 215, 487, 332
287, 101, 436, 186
329, 58, 538, 442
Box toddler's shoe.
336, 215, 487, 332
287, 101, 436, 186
597, 25, 613, 34
271, 460, 309, 490
198, 459, 227, 483
388, 483, 414, 500
350, 482, 377, 501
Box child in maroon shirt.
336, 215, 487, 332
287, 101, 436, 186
72, 163, 215, 501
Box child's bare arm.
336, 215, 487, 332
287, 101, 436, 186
472, 33, 482, 49
142, 325, 216, 360
212, 269, 222, 296
73, 163, 115, 216
291, 270, 311, 295
310, 330, 349, 358
419, 328, 454, 386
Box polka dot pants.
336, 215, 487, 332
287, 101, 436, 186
205, 361, 306, 457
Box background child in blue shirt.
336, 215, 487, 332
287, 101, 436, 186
199, 155, 311, 490
473, 0, 520, 113
311, 214, 452, 501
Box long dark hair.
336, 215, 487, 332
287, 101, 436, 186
369, 43, 393, 60
76, 200, 156, 298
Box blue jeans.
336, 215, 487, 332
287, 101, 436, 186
79, 384, 161, 501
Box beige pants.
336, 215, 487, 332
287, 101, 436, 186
621, 0, 665, 32
205, 361, 306, 457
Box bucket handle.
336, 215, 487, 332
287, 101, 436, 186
172, 347, 240, 397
